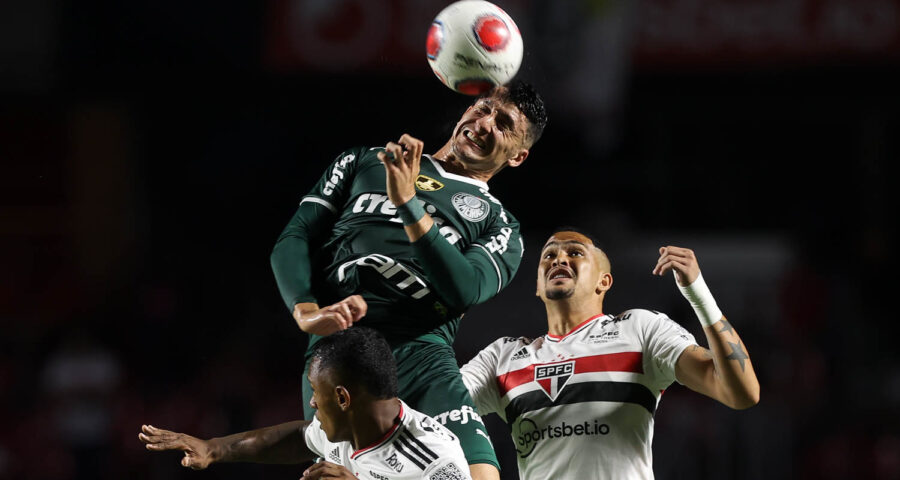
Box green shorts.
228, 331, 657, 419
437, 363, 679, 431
302, 339, 498, 469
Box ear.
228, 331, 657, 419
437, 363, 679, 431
335, 386, 351, 411
507, 148, 529, 168
595, 272, 613, 295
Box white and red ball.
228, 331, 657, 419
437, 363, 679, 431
426, 0, 524, 95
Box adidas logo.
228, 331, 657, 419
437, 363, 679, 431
328, 447, 341, 463
511, 347, 530, 360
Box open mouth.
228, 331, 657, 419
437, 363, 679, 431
547, 267, 574, 282
463, 129, 486, 150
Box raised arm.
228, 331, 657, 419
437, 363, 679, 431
138, 421, 314, 469
653, 246, 760, 410
377, 135, 522, 309
271, 149, 368, 334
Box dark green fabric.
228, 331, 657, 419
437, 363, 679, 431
271, 147, 523, 348
277, 146, 521, 467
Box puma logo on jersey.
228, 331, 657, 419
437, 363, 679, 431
415, 175, 444, 191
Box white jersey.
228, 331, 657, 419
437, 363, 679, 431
304, 400, 473, 480
461, 309, 696, 480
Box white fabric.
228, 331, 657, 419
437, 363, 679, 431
304, 400, 472, 480
676, 272, 723, 328
461, 309, 697, 480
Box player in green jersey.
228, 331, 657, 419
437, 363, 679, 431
271, 81, 547, 480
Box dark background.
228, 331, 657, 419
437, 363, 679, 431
2, 0, 899, 479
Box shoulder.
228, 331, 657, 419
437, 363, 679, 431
488, 335, 534, 353
616, 308, 668, 324
618, 308, 693, 340
353, 146, 385, 164
479, 189, 519, 227
328, 146, 382, 165
403, 407, 464, 454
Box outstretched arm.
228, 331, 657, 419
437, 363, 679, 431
653, 246, 760, 410
138, 421, 315, 469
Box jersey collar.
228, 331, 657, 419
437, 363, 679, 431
350, 400, 405, 460
546, 313, 606, 342
424, 155, 490, 190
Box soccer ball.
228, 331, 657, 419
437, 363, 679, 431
426, 0, 524, 95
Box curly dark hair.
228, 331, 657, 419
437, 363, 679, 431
486, 80, 548, 146
310, 327, 398, 399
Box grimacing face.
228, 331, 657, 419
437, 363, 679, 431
307, 358, 350, 443
537, 231, 610, 301
449, 93, 530, 173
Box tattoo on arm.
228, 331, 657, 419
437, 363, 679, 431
688, 345, 714, 359
718, 318, 735, 336
725, 341, 749, 372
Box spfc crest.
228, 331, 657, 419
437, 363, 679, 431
534, 361, 575, 401
451, 193, 490, 222
415, 175, 444, 191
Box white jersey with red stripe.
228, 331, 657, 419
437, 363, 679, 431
461, 309, 697, 480
304, 400, 473, 480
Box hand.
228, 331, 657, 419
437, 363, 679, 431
301, 460, 358, 479
652, 246, 701, 287
138, 424, 215, 470
376, 134, 424, 207
293, 295, 368, 335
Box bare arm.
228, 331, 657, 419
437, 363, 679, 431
139, 421, 315, 469
292, 295, 368, 336
654, 246, 760, 410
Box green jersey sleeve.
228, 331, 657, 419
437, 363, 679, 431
270, 148, 363, 311
412, 208, 522, 310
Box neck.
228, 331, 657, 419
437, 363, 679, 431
544, 296, 605, 337
432, 141, 495, 184
350, 398, 401, 452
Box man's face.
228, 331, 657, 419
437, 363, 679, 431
449, 92, 531, 173
308, 358, 351, 443
537, 231, 608, 302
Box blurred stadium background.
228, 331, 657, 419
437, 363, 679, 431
2, 0, 898, 478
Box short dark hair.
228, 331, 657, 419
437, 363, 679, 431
487, 80, 548, 146
548, 226, 611, 273
310, 327, 398, 399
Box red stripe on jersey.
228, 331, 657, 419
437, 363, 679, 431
496, 352, 644, 396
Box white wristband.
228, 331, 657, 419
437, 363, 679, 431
676, 272, 723, 328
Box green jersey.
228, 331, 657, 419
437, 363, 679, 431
271, 146, 524, 349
